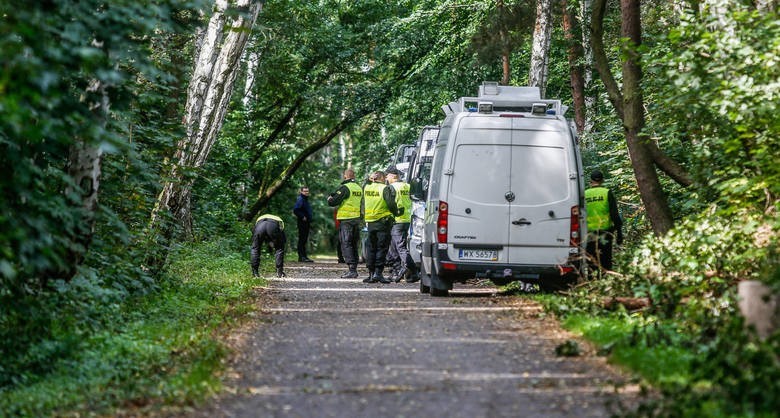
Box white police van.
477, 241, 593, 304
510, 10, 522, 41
420, 82, 586, 296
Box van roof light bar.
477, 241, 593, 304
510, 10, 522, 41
482, 81, 500, 95
478, 101, 493, 113
447, 82, 563, 116
531, 103, 548, 115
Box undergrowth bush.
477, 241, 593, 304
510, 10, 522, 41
0, 237, 264, 417
547, 208, 780, 417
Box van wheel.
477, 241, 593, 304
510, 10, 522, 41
539, 273, 578, 292
420, 281, 430, 294
419, 263, 430, 293
430, 273, 451, 297
430, 287, 449, 297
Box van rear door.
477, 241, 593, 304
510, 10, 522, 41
507, 118, 574, 266
446, 117, 512, 264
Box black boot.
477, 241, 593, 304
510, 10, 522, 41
363, 269, 377, 283
252, 268, 259, 278
276, 268, 286, 278
394, 267, 407, 283
341, 264, 359, 278
375, 268, 391, 284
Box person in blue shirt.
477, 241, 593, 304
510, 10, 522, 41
293, 186, 314, 262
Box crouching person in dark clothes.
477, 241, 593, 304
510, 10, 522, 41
251, 214, 287, 278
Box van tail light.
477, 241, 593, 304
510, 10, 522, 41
441, 262, 457, 271
569, 206, 580, 247
437, 201, 449, 244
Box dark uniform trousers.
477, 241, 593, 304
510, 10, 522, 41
296, 218, 310, 260
365, 216, 393, 273
339, 218, 362, 267
251, 219, 286, 273
386, 222, 411, 274
586, 229, 615, 273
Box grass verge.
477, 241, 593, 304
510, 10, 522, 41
529, 293, 694, 387
0, 240, 266, 417
560, 313, 693, 386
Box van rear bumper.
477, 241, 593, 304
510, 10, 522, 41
436, 249, 580, 281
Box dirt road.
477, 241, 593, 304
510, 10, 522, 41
191, 261, 636, 417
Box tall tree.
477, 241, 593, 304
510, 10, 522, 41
562, 0, 586, 133
529, 0, 554, 96
471, 0, 533, 86
149, 0, 261, 257
64, 77, 110, 278
591, 0, 691, 235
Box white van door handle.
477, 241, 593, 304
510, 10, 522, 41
512, 218, 532, 226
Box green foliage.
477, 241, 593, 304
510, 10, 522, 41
644, 6, 780, 213
0, 0, 203, 391
566, 9, 780, 414
0, 239, 264, 417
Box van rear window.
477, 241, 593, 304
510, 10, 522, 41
451, 144, 569, 205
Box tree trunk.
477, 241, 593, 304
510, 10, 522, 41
580, 0, 595, 134
501, 51, 511, 86
64, 78, 109, 280
620, 0, 675, 235
147, 0, 261, 270
562, 0, 586, 134
497, 0, 511, 86
529, 0, 553, 97
591, 0, 675, 235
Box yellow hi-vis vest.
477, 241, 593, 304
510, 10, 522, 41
363, 182, 392, 222
256, 214, 285, 230
585, 187, 612, 231
391, 181, 411, 223
337, 182, 363, 220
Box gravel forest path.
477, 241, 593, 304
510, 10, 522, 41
190, 260, 637, 418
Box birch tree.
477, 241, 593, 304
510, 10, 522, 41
64, 77, 110, 278
529, 0, 553, 97
149, 0, 261, 249
580, 0, 595, 133
561, 0, 586, 133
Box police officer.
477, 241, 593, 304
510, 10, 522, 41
327, 168, 363, 279
385, 166, 415, 283
585, 170, 623, 275
251, 214, 287, 278
362, 170, 400, 283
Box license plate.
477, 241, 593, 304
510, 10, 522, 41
458, 249, 498, 261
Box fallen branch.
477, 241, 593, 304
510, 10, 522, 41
602, 297, 650, 311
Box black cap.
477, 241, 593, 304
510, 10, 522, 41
386, 166, 402, 176
590, 170, 604, 181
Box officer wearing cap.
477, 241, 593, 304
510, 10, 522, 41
250, 214, 287, 278
385, 166, 416, 283
362, 170, 401, 283
584, 170, 623, 275
327, 168, 363, 279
